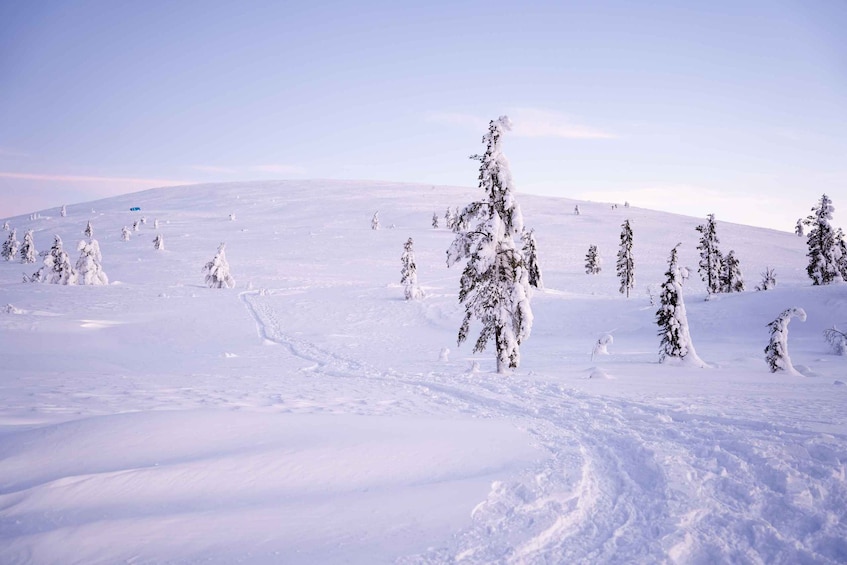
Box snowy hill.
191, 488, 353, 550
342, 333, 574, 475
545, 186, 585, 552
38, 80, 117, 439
0, 180, 845, 564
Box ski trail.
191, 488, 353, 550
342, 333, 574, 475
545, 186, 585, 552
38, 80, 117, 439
240, 290, 847, 564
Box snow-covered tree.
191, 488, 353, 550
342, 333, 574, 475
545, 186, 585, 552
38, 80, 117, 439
574, 205, 580, 216
432, 212, 439, 229
805, 194, 841, 285
696, 213, 723, 296
521, 228, 543, 288
823, 326, 847, 355
591, 334, 613, 361
755, 267, 776, 291
795, 218, 804, 237
84, 221, 93, 238
656, 244, 704, 366
720, 250, 744, 293
835, 228, 847, 281
121, 226, 131, 241
153, 219, 160, 229
19, 230, 37, 263
447, 116, 533, 374
203, 243, 235, 289
2, 221, 9, 231
371, 211, 380, 230
400, 237, 423, 300
44, 235, 76, 285
2, 229, 19, 261
60, 205, 67, 217
765, 307, 806, 374
585, 244, 601, 274
75, 239, 108, 285
616, 219, 635, 297
153, 233, 164, 250
133, 220, 141, 232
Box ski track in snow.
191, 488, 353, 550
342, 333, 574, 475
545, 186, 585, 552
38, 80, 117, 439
240, 289, 847, 564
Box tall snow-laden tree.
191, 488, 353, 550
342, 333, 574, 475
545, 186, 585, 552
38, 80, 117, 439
76, 239, 109, 285
203, 243, 235, 289
400, 237, 424, 300
720, 250, 745, 293
616, 219, 635, 297
765, 307, 806, 375
585, 244, 601, 274
656, 244, 704, 366
121, 226, 131, 241
521, 228, 543, 289
84, 221, 93, 238
755, 267, 776, 291
696, 213, 723, 296
795, 218, 804, 237
804, 194, 841, 285
19, 230, 37, 263
371, 211, 380, 230
60, 205, 67, 217
153, 233, 165, 250
2, 228, 19, 261
447, 116, 533, 374
432, 212, 439, 229
44, 235, 76, 285
836, 228, 847, 281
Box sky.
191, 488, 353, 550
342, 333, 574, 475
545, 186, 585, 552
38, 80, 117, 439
1, 0, 845, 231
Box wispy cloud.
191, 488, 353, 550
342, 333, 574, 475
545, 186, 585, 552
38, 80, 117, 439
428, 108, 618, 140
0, 172, 191, 185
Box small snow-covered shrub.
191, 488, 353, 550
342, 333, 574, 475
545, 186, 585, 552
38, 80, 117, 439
19, 230, 37, 263
765, 307, 806, 374
371, 211, 380, 230
591, 334, 614, 360
153, 233, 164, 251
203, 243, 235, 289
755, 267, 776, 291
76, 239, 108, 285
823, 326, 847, 355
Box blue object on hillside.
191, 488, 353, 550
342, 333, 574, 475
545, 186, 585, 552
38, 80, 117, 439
130, 207, 141, 211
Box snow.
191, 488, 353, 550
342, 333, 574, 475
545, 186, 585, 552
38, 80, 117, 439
0, 179, 845, 563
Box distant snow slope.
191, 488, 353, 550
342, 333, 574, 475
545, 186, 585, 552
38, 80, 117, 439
0, 180, 844, 564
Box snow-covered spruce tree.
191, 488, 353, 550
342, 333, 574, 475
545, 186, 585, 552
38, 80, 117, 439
203, 243, 235, 289
755, 267, 776, 291
400, 237, 424, 300
2, 221, 9, 231
19, 230, 37, 263
446, 116, 532, 374
133, 220, 141, 232
84, 221, 93, 238
44, 235, 76, 285
764, 307, 806, 374
823, 326, 847, 355
591, 334, 613, 361
656, 244, 704, 366
696, 213, 723, 296
121, 226, 131, 241
2, 228, 19, 261
521, 228, 543, 289
371, 211, 380, 230
153, 233, 164, 251
75, 239, 108, 285
720, 250, 744, 293
431, 212, 439, 229
153, 219, 159, 229
795, 218, 804, 237
616, 219, 635, 297
585, 244, 601, 274
60, 205, 67, 217
805, 194, 841, 285
836, 228, 847, 281
574, 204, 580, 216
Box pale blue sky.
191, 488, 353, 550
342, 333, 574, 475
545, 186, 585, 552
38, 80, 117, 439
1, 0, 845, 229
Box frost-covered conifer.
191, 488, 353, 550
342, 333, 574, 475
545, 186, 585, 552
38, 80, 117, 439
44, 235, 76, 285
574, 205, 580, 216
121, 226, 131, 241
795, 218, 804, 237
696, 213, 723, 296
154, 219, 160, 229
75, 239, 108, 285
60, 205, 67, 217
153, 233, 164, 250
133, 220, 141, 232
823, 326, 847, 355
2, 229, 19, 261
835, 228, 847, 281
140, 216, 147, 225
2, 221, 9, 231
591, 334, 613, 361
585, 245, 601, 274
203, 243, 235, 289
720, 250, 744, 293
656, 244, 703, 366
400, 237, 423, 300
616, 219, 635, 297
755, 267, 776, 291
19, 230, 37, 263
447, 116, 533, 374
371, 211, 380, 230
765, 307, 806, 374
432, 213, 439, 229
522, 228, 543, 288
84, 221, 93, 238
804, 194, 841, 285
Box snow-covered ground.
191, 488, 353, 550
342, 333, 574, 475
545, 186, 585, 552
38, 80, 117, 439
0, 180, 845, 564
